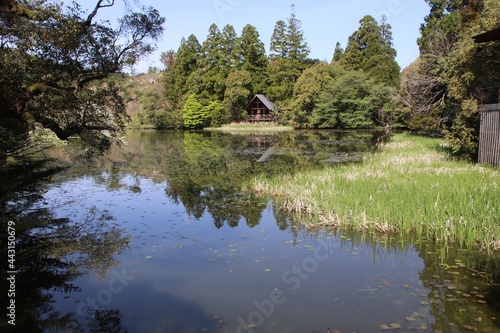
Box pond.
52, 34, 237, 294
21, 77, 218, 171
2, 130, 500, 333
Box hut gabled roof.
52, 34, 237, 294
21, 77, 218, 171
247, 94, 275, 111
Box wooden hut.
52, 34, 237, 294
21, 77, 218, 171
473, 27, 500, 167
245, 95, 275, 122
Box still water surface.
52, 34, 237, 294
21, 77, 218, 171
5, 130, 500, 333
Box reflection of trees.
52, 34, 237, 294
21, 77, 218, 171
50, 130, 381, 229
86, 309, 127, 333
166, 133, 267, 228
0, 193, 130, 332
415, 242, 500, 332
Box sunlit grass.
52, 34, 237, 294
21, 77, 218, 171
251, 133, 500, 253
205, 122, 293, 132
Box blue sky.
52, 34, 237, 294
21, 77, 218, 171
97, 0, 430, 73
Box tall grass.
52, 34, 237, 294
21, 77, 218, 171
251, 133, 500, 253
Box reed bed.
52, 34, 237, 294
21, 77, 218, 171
252, 133, 500, 253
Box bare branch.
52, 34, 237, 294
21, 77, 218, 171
85, 0, 115, 26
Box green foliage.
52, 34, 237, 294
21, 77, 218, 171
444, 99, 480, 160
236, 24, 268, 94
223, 70, 253, 123
206, 100, 228, 127
267, 5, 311, 102
0, 0, 164, 195
313, 70, 391, 128
182, 94, 212, 129
332, 42, 344, 62
164, 34, 201, 111
342, 15, 400, 87
402, 0, 500, 160
251, 133, 500, 252
285, 63, 339, 127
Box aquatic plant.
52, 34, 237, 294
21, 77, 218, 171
252, 133, 500, 253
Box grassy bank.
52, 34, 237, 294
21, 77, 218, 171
205, 122, 293, 132
251, 133, 500, 252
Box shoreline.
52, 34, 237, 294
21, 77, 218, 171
250, 133, 500, 253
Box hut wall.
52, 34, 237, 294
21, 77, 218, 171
478, 108, 500, 167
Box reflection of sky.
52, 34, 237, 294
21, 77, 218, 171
45, 175, 430, 333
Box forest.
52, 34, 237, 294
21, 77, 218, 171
130, 0, 498, 162
0, 0, 499, 198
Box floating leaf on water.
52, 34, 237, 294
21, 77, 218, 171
420, 301, 429, 305
403, 284, 411, 288
145, 256, 152, 259
463, 325, 477, 331
406, 317, 417, 322
477, 300, 487, 304
390, 323, 402, 328
264, 268, 272, 272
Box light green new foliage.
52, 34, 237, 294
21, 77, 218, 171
182, 94, 211, 129
252, 133, 500, 252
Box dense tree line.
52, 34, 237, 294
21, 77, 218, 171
400, 0, 500, 160
2, 1, 498, 199
161, 6, 400, 130
158, 1, 499, 161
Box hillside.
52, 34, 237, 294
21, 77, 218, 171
112, 72, 177, 129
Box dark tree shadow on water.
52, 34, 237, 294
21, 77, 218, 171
0, 192, 131, 333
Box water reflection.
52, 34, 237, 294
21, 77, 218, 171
80, 130, 383, 229
0, 194, 130, 332
416, 242, 500, 332
2, 130, 500, 333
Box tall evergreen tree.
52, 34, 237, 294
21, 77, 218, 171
417, 0, 464, 53
164, 34, 201, 111
235, 24, 268, 94
267, 5, 311, 102
223, 70, 253, 122
332, 42, 344, 62
221, 24, 239, 71
202, 24, 223, 67
269, 20, 288, 60
342, 15, 400, 87
199, 24, 226, 100
286, 4, 310, 63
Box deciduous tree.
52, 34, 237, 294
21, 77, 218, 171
0, 0, 164, 194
